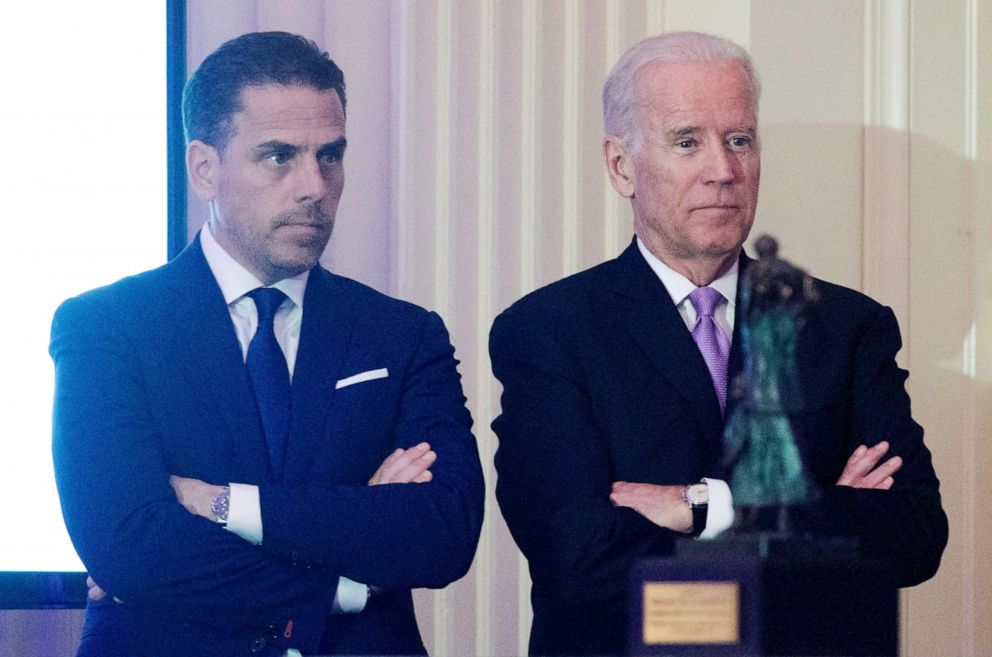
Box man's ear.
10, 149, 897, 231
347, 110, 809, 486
603, 135, 635, 198
186, 140, 220, 202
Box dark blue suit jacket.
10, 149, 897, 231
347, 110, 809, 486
490, 240, 947, 656
51, 237, 484, 657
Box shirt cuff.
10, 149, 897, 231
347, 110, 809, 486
699, 477, 733, 539
331, 577, 369, 614
226, 483, 262, 545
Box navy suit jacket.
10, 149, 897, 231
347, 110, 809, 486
51, 237, 484, 657
490, 240, 947, 656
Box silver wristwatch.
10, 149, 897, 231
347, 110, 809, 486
212, 486, 231, 525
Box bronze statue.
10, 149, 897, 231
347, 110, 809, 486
723, 235, 819, 532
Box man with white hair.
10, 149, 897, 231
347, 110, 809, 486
490, 31, 946, 655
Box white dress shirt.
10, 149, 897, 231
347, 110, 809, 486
200, 225, 368, 616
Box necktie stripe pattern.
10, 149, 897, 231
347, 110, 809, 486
246, 287, 291, 480
687, 286, 730, 414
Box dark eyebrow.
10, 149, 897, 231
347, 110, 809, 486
317, 137, 348, 158
252, 140, 301, 157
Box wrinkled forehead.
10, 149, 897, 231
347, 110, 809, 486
634, 60, 758, 125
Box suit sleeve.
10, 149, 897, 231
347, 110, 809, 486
488, 304, 674, 609
51, 295, 335, 646
798, 305, 948, 586
257, 311, 485, 590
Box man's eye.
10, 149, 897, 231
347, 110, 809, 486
729, 136, 751, 148
676, 139, 696, 149
265, 152, 292, 165
319, 151, 343, 166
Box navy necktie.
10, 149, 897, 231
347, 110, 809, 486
246, 287, 291, 480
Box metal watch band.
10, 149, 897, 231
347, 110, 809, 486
212, 486, 231, 525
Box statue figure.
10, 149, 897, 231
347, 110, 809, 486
723, 235, 820, 532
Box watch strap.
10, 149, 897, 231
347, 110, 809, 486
690, 500, 707, 538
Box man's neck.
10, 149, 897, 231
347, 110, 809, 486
671, 253, 739, 287
647, 249, 739, 287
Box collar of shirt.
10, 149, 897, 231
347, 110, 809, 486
635, 236, 738, 337
200, 223, 308, 309
199, 222, 308, 377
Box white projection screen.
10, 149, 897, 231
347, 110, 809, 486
0, 3, 168, 601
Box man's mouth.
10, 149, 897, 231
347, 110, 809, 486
692, 204, 739, 211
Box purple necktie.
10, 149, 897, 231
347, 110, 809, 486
687, 286, 730, 414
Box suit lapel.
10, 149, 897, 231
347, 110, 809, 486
726, 254, 750, 407
281, 267, 359, 484
164, 238, 272, 481
604, 241, 726, 449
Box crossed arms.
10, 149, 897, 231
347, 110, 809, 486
609, 440, 904, 533
490, 291, 947, 617
51, 290, 484, 641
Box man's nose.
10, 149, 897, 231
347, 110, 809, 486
702, 145, 739, 185
293, 157, 329, 203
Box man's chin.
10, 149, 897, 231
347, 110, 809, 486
699, 225, 751, 256
267, 247, 327, 280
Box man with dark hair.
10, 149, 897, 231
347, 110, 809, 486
490, 31, 946, 656
182, 31, 347, 150
52, 31, 484, 657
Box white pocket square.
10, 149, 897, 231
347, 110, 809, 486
335, 368, 389, 390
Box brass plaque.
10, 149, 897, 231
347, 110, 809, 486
642, 581, 739, 645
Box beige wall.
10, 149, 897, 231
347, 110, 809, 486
8, 2, 987, 656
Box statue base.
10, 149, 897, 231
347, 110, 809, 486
628, 533, 898, 656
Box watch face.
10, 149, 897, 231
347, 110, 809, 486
685, 483, 709, 505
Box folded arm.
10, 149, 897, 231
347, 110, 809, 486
51, 295, 335, 641
489, 306, 678, 609
250, 311, 485, 590
795, 305, 947, 586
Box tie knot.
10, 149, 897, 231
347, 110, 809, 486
248, 287, 287, 324
688, 286, 723, 318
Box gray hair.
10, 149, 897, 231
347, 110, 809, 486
603, 31, 761, 153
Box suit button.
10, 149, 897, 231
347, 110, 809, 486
250, 637, 267, 653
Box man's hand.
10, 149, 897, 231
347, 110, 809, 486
170, 475, 226, 520
86, 575, 122, 603
368, 442, 436, 485
610, 482, 693, 533
836, 441, 902, 489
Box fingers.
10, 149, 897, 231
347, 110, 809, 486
368, 449, 403, 485
841, 442, 888, 482
609, 481, 630, 507
369, 442, 435, 485
412, 469, 433, 483
86, 576, 106, 601
836, 442, 886, 485
859, 455, 902, 489
836, 441, 902, 489
169, 475, 194, 512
